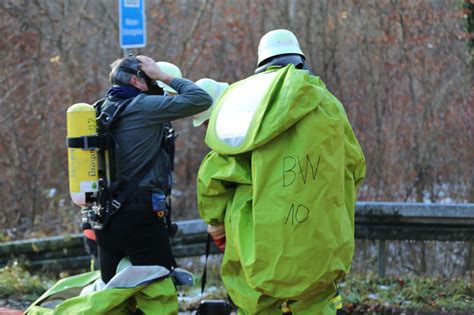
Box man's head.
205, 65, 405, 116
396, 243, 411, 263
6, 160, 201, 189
193, 78, 229, 128
109, 56, 149, 91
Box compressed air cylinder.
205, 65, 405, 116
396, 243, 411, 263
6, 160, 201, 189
67, 103, 99, 207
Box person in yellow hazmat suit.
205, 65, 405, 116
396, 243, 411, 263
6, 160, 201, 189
196, 29, 366, 314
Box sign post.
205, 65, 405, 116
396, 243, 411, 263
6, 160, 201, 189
119, 0, 146, 56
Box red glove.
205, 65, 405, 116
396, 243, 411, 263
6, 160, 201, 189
83, 228, 96, 241
208, 224, 226, 252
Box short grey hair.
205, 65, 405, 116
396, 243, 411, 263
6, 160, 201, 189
109, 56, 141, 86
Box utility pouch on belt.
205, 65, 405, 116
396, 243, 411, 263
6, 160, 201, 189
152, 192, 167, 218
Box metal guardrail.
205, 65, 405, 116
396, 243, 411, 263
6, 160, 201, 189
355, 202, 474, 241
355, 202, 474, 276
0, 219, 215, 271
1, 202, 473, 275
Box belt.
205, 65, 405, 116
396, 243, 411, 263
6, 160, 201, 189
122, 188, 152, 207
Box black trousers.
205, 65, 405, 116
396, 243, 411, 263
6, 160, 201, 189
95, 189, 174, 283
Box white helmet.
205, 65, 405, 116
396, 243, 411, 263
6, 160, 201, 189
193, 78, 229, 127
156, 61, 183, 94
257, 29, 305, 66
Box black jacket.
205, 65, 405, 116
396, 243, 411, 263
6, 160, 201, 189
102, 78, 212, 191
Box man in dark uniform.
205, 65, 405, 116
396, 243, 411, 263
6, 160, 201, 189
94, 55, 212, 283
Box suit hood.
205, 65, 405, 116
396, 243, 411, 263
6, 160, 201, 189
205, 64, 328, 155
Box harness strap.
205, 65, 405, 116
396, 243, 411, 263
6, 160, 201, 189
94, 97, 177, 239
200, 233, 212, 299
103, 124, 166, 226
67, 134, 106, 150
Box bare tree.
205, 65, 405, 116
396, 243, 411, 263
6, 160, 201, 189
0, 0, 471, 276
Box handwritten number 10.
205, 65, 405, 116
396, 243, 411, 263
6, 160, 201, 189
285, 203, 309, 225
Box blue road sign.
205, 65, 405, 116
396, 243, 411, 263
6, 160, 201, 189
119, 0, 146, 48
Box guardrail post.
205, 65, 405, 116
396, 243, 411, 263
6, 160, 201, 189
469, 241, 474, 280
377, 240, 386, 277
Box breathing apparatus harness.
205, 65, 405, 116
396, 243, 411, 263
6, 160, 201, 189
69, 60, 177, 237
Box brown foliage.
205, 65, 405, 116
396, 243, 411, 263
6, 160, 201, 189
0, 0, 471, 241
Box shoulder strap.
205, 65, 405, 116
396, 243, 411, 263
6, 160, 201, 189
96, 97, 130, 129
162, 122, 177, 173
98, 97, 133, 183
160, 122, 177, 236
